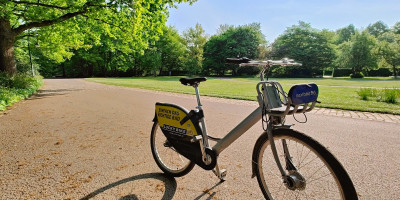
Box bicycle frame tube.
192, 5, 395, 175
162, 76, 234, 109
195, 87, 210, 147
212, 70, 272, 155
212, 106, 262, 155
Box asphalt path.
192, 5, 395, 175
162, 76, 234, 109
0, 79, 399, 199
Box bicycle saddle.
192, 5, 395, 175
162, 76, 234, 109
179, 77, 207, 86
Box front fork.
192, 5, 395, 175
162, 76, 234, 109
264, 121, 306, 190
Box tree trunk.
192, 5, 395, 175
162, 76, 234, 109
0, 18, 17, 74
61, 62, 66, 78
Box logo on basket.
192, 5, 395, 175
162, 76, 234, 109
162, 124, 187, 135
296, 90, 317, 98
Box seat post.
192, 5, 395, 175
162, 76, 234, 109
194, 86, 203, 109
194, 85, 210, 148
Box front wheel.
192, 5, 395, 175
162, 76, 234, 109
150, 122, 195, 177
253, 129, 357, 199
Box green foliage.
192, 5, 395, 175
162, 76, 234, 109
366, 21, 389, 37
203, 23, 265, 76
1, 0, 196, 74
332, 68, 352, 77
38, 25, 188, 77
350, 72, 364, 78
336, 31, 378, 74
236, 65, 261, 76
377, 32, 400, 78
357, 88, 374, 100
367, 68, 393, 77
382, 89, 399, 104
393, 22, 400, 34
357, 88, 399, 104
271, 21, 335, 77
0, 73, 43, 110
182, 24, 208, 75
335, 24, 356, 44
156, 26, 187, 75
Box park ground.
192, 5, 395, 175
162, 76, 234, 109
1, 79, 399, 199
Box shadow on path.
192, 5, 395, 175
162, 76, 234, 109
29, 89, 82, 100
80, 173, 176, 200
193, 180, 224, 200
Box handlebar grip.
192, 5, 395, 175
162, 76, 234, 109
225, 57, 251, 64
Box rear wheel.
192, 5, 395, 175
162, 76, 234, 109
254, 129, 357, 199
150, 122, 195, 177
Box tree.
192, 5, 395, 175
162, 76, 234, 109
392, 21, 400, 34
203, 34, 227, 76
182, 23, 207, 75
336, 30, 378, 75
271, 21, 335, 77
155, 26, 186, 75
203, 23, 265, 76
366, 21, 389, 37
216, 24, 234, 35
335, 24, 356, 44
0, 0, 195, 74
377, 32, 400, 78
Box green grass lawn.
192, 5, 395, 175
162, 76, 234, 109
86, 77, 400, 114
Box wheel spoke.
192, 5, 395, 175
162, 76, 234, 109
256, 129, 354, 199
151, 122, 194, 177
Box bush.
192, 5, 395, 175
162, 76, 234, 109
350, 72, 364, 78
367, 68, 393, 77
0, 73, 43, 111
382, 89, 399, 104
333, 68, 353, 77
357, 88, 374, 100
356, 87, 399, 104
237, 65, 261, 76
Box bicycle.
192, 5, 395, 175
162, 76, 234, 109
150, 57, 358, 199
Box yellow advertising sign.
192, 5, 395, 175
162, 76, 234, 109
155, 104, 198, 136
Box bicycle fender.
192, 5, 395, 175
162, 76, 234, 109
152, 111, 157, 122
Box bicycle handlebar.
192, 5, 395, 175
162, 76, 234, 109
225, 57, 302, 67
225, 57, 251, 64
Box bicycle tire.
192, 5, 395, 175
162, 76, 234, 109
253, 128, 358, 200
150, 121, 195, 177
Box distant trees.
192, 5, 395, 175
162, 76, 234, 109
366, 21, 389, 37
268, 20, 400, 78
182, 23, 208, 75
377, 32, 400, 78
49, 25, 187, 77
203, 23, 265, 76
271, 21, 335, 77
335, 31, 378, 77
335, 24, 356, 44
4, 3, 400, 80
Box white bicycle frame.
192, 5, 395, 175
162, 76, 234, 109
194, 59, 303, 178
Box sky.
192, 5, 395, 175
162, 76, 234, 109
166, 0, 400, 42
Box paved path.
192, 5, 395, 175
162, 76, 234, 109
1, 79, 399, 199
311, 108, 400, 123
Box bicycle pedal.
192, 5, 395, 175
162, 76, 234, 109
219, 169, 227, 179
213, 168, 227, 181
191, 135, 203, 143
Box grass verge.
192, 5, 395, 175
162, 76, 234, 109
86, 76, 400, 115
0, 73, 43, 111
